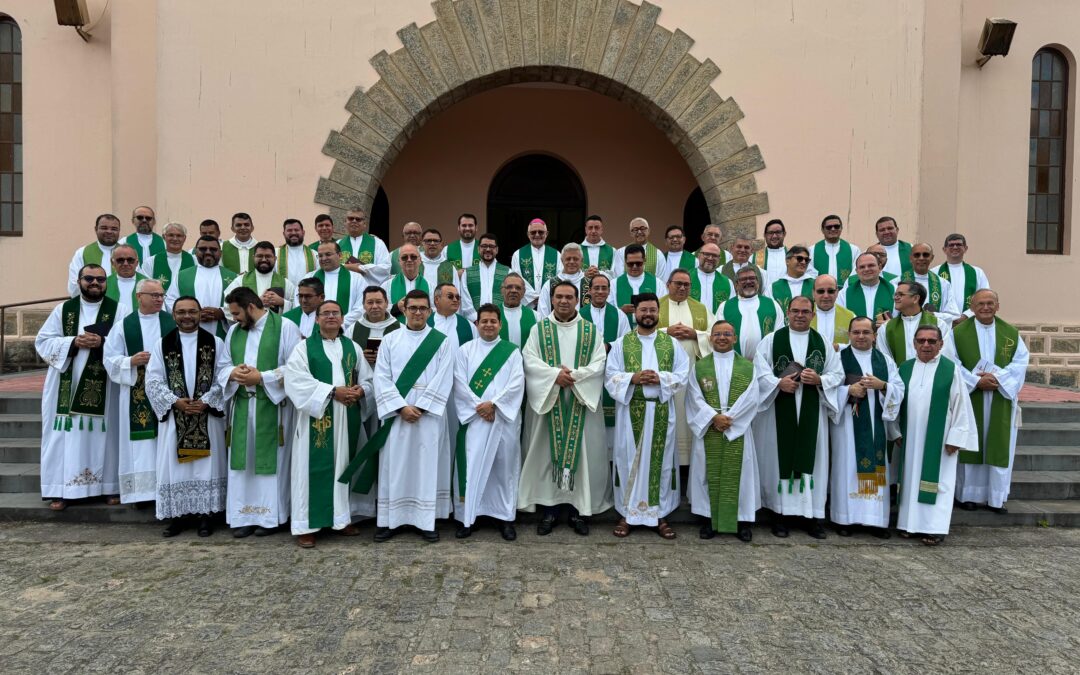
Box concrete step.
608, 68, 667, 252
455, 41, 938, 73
1016, 423, 1080, 447
0, 438, 38, 463
1008, 471, 1080, 501
948, 500, 1080, 527
0, 492, 155, 524
0, 463, 39, 493
0, 414, 40, 439
1014, 446, 1080, 471
0, 393, 40, 415
1021, 402, 1080, 424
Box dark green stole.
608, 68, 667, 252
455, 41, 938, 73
105, 272, 148, 308
812, 239, 854, 286
936, 262, 979, 311
239, 270, 288, 313
722, 298, 778, 356
537, 318, 597, 490
696, 352, 754, 533
278, 245, 315, 279
305, 335, 360, 528
436, 260, 458, 285
176, 265, 238, 339
228, 312, 283, 475
445, 240, 472, 269
389, 274, 430, 307
900, 270, 943, 312
893, 241, 913, 278
771, 327, 828, 492
221, 240, 255, 275
615, 273, 657, 308
283, 307, 304, 330
499, 305, 537, 349
161, 327, 220, 463
338, 234, 378, 265
621, 331, 676, 505
517, 245, 559, 290
583, 303, 621, 426
125, 232, 165, 265
690, 271, 732, 313
53, 296, 119, 432
454, 339, 518, 501
953, 318, 1019, 468
313, 268, 352, 318
668, 250, 696, 275
771, 277, 814, 314
465, 262, 509, 308
338, 329, 448, 493
897, 357, 956, 505
351, 319, 400, 345
885, 312, 938, 363
844, 278, 895, 319
151, 251, 195, 291
839, 346, 888, 494
583, 243, 614, 271
122, 311, 176, 440
427, 313, 473, 346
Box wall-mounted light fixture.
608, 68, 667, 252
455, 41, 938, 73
976, 18, 1018, 69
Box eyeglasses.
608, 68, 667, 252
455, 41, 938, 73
914, 338, 939, 345
138, 292, 166, 299
822, 224, 842, 231
911, 252, 933, 259
114, 257, 137, 264
893, 292, 914, 299
626, 261, 644, 267
815, 288, 838, 294
405, 306, 431, 313
441, 294, 460, 301
81, 275, 107, 284
134, 215, 154, 222
196, 246, 219, 253
400, 255, 420, 261
528, 230, 546, 237
297, 293, 321, 301
712, 331, 735, 338
422, 239, 441, 245
346, 216, 366, 222
318, 311, 342, 318
629, 227, 648, 233
944, 242, 965, 248
791, 256, 810, 264
666, 234, 685, 239
670, 281, 690, 288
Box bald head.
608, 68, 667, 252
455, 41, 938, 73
813, 274, 838, 310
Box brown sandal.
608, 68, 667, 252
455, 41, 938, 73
49, 499, 67, 511
921, 535, 944, 546
105, 496, 121, 506
613, 518, 630, 538
657, 519, 677, 540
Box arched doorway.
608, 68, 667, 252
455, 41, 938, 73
487, 154, 586, 261
683, 187, 711, 246
370, 186, 389, 243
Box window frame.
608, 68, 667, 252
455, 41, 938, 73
1028, 47, 1070, 255
0, 15, 22, 237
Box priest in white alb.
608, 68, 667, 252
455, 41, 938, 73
809, 275, 854, 350
283, 278, 324, 339
223, 241, 297, 315
141, 222, 195, 293
511, 218, 562, 307
498, 273, 538, 349
536, 244, 586, 317
719, 267, 784, 359
164, 235, 238, 339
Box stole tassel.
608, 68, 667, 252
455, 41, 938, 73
64, 416, 73, 432
78, 416, 84, 431
87, 417, 93, 432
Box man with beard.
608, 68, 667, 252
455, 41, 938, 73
284, 300, 376, 548
277, 219, 317, 287
614, 217, 666, 279
718, 267, 784, 359
606, 293, 689, 539
283, 278, 324, 339
904, 242, 960, 323
753, 219, 789, 287
104, 279, 174, 506
36, 264, 130, 510
442, 212, 479, 273
512, 218, 562, 306
498, 273, 537, 350
220, 287, 302, 538
770, 246, 815, 314
221, 212, 258, 276
580, 215, 616, 280
104, 244, 149, 313
463, 233, 509, 311
810, 275, 855, 350
690, 243, 734, 314
452, 303, 525, 541
300, 241, 366, 328
382, 244, 432, 314
874, 216, 913, 279
165, 236, 238, 339
125, 206, 165, 266
519, 281, 611, 535
146, 296, 232, 537
753, 296, 843, 539
339, 207, 391, 287
224, 241, 296, 314
811, 215, 861, 287
390, 222, 424, 277
67, 214, 121, 295
141, 222, 195, 293
686, 320, 760, 542
537, 244, 587, 317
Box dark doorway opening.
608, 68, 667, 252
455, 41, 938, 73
487, 154, 586, 263
370, 186, 390, 244
683, 187, 710, 247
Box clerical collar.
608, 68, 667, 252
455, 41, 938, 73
406, 324, 428, 332
480, 336, 499, 344
627, 273, 644, 280
252, 312, 268, 330
81, 297, 102, 306
324, 268, 339, 276
531, 245, 545, 252
737, 295, 758, 303
436, 312, 455, 320
551, 313, 579, 325
361, 314, 394, 328
817, 307, 834, 315
670, 298, 688, 306
920, 355, 941, 365
976, 320, 995, 329
852, 346, 873, 355
583, 239, 606, 246
479, 260, 496, 269
882, 242, 897, 249
637, 331, 657, 339
768, 246, 784, 251
231, 237, 255, 248
901, 313, 922, 321
788, 328, 810, 335
167, 250, 183, 257
714, 349, 734, 360
861, 280, 880, 289
138, 310, 157, 318
503, 305, 521, 312
591, 303, 607, 311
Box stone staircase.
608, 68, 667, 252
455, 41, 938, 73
1, 390, 1079, 526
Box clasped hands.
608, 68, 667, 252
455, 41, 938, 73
229, 364, 263, 387
399, 405, 424, 423
475, 401, 496, 422
665, 323, 698, 341
555, 366, 576, 388
778, 369, 821, 393
73, 333, 103, 349
711, 413, 732, 433
848, 374, 886, 399
333, 385, 365, 406
975, 371, 1000, 391
631, 369, 661, 386
172, 397, 208, 415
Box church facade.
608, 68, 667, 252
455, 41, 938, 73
0, 0, 1078, 384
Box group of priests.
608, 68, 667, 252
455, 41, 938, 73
40, 206, 1026, 547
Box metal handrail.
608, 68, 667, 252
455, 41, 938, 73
0, 295, 69, 373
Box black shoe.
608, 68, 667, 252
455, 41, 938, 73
836, 526, 853, 537
870, 527, 892, 539
421, 529, 439, 543
989, 505, 1008, 514
536, 514, 556, 536
162, 520, 185, 538
373, 527, 395, 543
500, 522, 517, 541
960, 501, 978, 511
232, 526, 257, 539
699, 523, 716, 540
569, 515, 590, 536
455, 526, 472, 539
254, 525, 281, 537
771, 523, 789, 538
736, 523, 753, 543
806, 521, 827, 540
197, 517, 213, 537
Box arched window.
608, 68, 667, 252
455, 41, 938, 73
1029, 48, 1069, 254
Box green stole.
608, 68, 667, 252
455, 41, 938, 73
125, 232, 165, 265
221, 240, 254, 275
839, 346, 888, 494
753, 246, 785, 269
176, 265, 238, 339
239, 269, 287, 299
584, 243, 614, 271
885, 312, 937, 363
696, 352, 754, 533
659, 297, 708, 331
81, 242, 108, 267
668, 250, 696, 275
454, 339, 518, 501
427, 313, 473, 346
278, 245, 315, 279
338, 234, 378, 265
583, 303, 621, 427
517, 245, 559, 290
389, 247, 402, 276
161, 327, 220, 463
151, 251, 195, 291
389, 273, 430, 307
105, 272, 148, 308
621, 331, 676, 505
338, 328, 447, 493
313, 268, 352, 317
351, 318, 400, 345
641, 243, 660, 276
304, 335, 361, 528
937, 262, 978, 311
771, 277, 814, 314
122, 311, 176, 440
615, 273, 657, 308
465, 263, 508, 308
771, 327, 828, 492
227, 312, 284, 475
893, 241, 913, 278
436, 260, 458, 285
690, 271, 732, 313
812, 239, 854, 286
953, 318, 1019, 468
844, 279, 895, 319
901, 270, 943, 312
722, 298, 778, 356
537, 318, 597, 490
53, 296, 119, 432
283, 307, 304, 329
499, 305, 537, 348
811, 305, 855, 346
445, 240, 472, 269
897, 357, 956, 505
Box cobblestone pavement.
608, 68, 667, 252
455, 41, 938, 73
1, 521, 1078, 674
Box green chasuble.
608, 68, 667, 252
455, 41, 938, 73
81, 241, 108, 267
221, 240, 255, 275
304, 335, 361, 528
614, 273, 658, 309
53, 296, 120, 432
690, 271, 733, 313
695, 352, 754, 533
338, 329, 447, 493
770, 327, 828, 493
105, 272, 149, 308
953, 318, 1020, 468
635, 242, 662, 276
516, 244, 559, 290
536, 318, 597, 490
620, 331, 676, 504
668, 250, 696, 276
278, 245, 315, 279
454, 339, 518, 501
239, 269, 287, 298
583, 243, 615, 271
771, 277, 815, 314
843, 278, 896, 319
151, 251, 196, 291
388, 274, 430, 307
122, 311, 176, 440
499, 305, 537, 348
465, 262, 509, 308
659, 296, 709, 332
444, 240, 473, 270
812, 239, 855, 286
936, 262, 979, 311
884, 312, 938, 363
337, 234, 378, 265
436, 259, 459, 286
897, 356, 956, 505
839, 346, 888, 494
228, 312, 284, 475
582, 303, 622, 427
125, 232, 165, 265
176, 265, 239, 339
721, 297, 778, 356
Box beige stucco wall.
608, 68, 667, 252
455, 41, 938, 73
0, 0, 1076, 326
